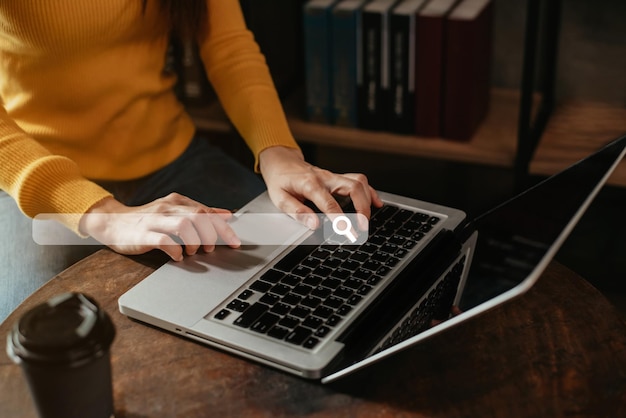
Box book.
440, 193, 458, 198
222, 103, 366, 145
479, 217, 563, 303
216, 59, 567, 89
441, 0, 493, 140
388, 0, 429, 134
414, 0, 460, 137
358, 0, 400, 131
303, 0, 340, 123
331, 0, 370, 127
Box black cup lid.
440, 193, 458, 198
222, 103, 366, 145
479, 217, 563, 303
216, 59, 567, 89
7, 293, 115, 367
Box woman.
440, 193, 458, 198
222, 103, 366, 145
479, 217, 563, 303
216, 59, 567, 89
0, 1, 381, 319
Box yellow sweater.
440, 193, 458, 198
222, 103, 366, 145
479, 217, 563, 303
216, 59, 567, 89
0, 0, 299, 232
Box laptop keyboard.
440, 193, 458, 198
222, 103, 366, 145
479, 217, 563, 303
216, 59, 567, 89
211, 203, 442, 350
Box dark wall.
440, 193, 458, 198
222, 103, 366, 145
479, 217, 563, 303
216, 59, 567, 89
491, 0, 626, 106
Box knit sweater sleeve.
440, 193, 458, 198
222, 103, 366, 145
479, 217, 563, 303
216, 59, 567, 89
0, 106, 112, 233
197, 0, 301, 171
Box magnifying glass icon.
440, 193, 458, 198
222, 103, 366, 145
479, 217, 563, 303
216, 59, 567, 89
332, 215, 357, 243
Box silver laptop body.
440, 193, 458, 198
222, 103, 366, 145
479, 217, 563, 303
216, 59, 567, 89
119, 135, 626, 383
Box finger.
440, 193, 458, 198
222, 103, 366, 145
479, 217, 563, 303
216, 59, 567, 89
327, 173, 374, 230
209, 213, 241, 249
115, 230, 184, 261
174, 217, 203, 256
269, 188, 320, 229
148, 215, 202, 256
153, 233, 185, 261
296, 173, 344, 220
189, 211, 218, 253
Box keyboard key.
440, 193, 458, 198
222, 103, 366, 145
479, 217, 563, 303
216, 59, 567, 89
337, 305, 352, 316
281, 293, 302, 306
274, 245, 314, 272
261, 269, 284, 283
344, 278, 363, 290
293, 284, 313, 296
291, 306, 311, 319
292, 265, 313, 278
321, 278, 341, 290
249, 280, 272, 293
234, 303, 269, 328
312, 265, 333, 277
330, 268, 351, 281
269, 302, 291, 316
357, 284, 373, 295
334, 286, 353, 300
302, 316, 324, 330
322, 296, 343, 309
269, 283, 291, 296
326, 315, 342, 327
324, 257, 342, 268
285, 326, 312, 345
361, 260, 382, 272
267, 326, 290, 340
259, 293, 279, 306
303, 337, 320, 349
341, 259, 361, 271
278, 315, 300, 329
347, 295, 363, 306
333, 248, 352, 259
280, 274, 300, 287
238, 290, 254, 300
250, 312, 280, 334
301, 295, 322, 309
214, 309, 231, 320
312, 306, 334, 319
303, 275, 323, 287
314, 326, 331, 338
311, 248, 331, 260
226, 300, 250, 312
302, 256, 321, 269
428, 216, 441, 224
353, 267, 373, 280
311, 285, 332, 299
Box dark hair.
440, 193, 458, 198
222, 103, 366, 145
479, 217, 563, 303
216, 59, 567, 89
144, 0, 207, 39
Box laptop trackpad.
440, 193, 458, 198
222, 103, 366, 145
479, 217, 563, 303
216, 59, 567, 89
118, 211, 308, 327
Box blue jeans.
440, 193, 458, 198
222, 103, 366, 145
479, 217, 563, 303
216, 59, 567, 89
0, 136, 265, 322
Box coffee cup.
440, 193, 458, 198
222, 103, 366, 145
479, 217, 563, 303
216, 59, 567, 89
6, 292, 116, 418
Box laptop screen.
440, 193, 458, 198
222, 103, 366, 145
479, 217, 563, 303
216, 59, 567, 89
460, 135, 626, 311
323, 135, 625, 383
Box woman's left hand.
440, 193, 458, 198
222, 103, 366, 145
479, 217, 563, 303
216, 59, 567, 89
258, 146, 383, 230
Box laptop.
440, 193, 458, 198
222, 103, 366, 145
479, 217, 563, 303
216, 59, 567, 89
118, 135, 626, 383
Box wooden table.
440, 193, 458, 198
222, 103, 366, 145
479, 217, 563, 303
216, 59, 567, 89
2, 249, 626, 417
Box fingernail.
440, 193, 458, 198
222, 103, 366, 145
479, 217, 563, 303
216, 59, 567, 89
305, 216, 317, 230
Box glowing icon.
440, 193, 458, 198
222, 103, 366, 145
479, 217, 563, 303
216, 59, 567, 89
332, 215, 357, 243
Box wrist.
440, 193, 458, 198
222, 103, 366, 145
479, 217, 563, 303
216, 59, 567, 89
79, 197, 125, 237
259, 146, 305, 172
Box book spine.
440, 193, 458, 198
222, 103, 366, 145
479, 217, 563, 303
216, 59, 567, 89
414, 14, 447, 137
388, 12, 415, 134
358, 9, 385, 130
332, 7, 361, 127
303, 2, 336, 124
442, 1, 493, 140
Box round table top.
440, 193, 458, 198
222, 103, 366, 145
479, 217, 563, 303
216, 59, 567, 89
2, 249, 626, 417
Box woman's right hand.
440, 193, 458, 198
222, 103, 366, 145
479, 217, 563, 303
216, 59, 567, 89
79, 193, 241, 261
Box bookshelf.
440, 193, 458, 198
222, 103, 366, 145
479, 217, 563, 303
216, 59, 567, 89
189, 87, 527, 168
188, 0, 626, 188
188, 93, 626, 186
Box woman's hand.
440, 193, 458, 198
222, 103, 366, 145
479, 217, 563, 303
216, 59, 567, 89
258, 146, 383, 229
79, 193, 240, 261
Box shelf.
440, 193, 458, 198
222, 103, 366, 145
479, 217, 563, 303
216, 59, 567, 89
529, 101, 626, 187
190, 88, 525, 169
